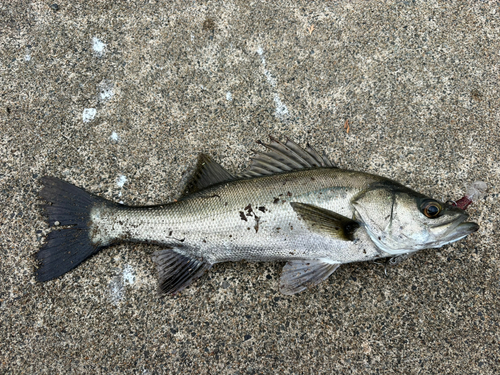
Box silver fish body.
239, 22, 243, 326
91, 168, 385, 264
37, 138, 479, 295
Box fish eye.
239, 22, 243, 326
421, 200, 442, 218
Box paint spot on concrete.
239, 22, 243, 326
92, 37, 106, 56
264, 70, 276, 87
110, 131, 119, 142
98, 80, 114, 102
257, 47, 289, 120
226, 92, 233, 101
123, 265, 136, 285
116, 175, 127, 188
109, 276, 124, 304
109, 265, 136, 304
273, 94, 289, 120
82, 108, 96, 123
257, 47, 276, 87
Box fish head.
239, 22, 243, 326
352, 182, 479, 255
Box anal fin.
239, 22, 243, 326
280, 260, 341, 295
152, 249, 212, 295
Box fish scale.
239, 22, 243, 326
36, 138, 479, 295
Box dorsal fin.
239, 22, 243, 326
238, 137, 335, 178
181, 154, 234, 196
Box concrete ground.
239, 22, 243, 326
1, 0, 499, 373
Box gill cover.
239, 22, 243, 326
351, 183, 469, 255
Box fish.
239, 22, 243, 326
36, 137, 480, 295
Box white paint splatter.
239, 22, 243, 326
273, 94, 289, 120
226, 92, 232, 101
109, 265, 136, 304
98, 81, 114, 102
257, 47, 276, 86
257, 47, 267, 68
82, 108, 96, 123
123, 264, 136, 285
24, 54, 31, 62
109, 276, 124, 304
116, 175, 127, 188
191, 34, 194, 41
110, 131, 119, 141
264, 70, 276, 87
92, 37, 106, 56
257, 47, 289, 120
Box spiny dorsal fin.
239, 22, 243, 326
238, 137, 334, 178
280, 260, 341, 295
152, 249, 212, 295
290, 202, 359, 241
182, 153, 234, 196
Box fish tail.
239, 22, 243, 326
36, 176, 109, 282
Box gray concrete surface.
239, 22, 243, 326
1, 0, 499, 373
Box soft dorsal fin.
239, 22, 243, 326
182, 154, 234, 196
290, 202, 359, 241
238, 137, 334, 178
280, 259, 341, 295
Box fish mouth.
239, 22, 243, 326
435, 220, 479, 246
452, 221, 479, 237
428, 205, 479, 246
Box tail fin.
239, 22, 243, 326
36, 176, 107, 282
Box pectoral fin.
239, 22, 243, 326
152, 249, 212, 295
280, 260, 341, 295
290, 202, 359, 240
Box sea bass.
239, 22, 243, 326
36, 138, 479, 295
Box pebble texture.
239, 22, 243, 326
1, 1, 499, 373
